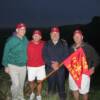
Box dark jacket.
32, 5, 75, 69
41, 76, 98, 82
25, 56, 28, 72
70, 42, 100, 69
43, 39, 69, 70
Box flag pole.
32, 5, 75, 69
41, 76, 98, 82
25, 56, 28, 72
42, 62, 64, 82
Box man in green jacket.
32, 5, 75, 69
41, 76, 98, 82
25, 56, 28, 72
2, 23, 28, 100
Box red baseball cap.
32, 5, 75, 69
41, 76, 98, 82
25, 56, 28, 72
33, 30, 42, 36
73, 29, 83, 36
51, 27, 60, 33
16, 23, 26, 29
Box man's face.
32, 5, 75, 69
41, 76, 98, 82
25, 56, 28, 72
50, 32, 60, 41
73, 31, 83, 44
32, 34, 42, 42
16, 27, 26, 37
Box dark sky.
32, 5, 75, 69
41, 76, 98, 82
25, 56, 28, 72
0, 0, 100, 28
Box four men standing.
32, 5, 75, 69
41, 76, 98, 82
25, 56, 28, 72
2, 23, 100, 100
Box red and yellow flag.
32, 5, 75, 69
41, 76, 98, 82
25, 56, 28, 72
63, 48, 90, 88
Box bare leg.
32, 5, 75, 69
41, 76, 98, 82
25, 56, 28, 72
37, 81, 43, 96
72, 90, 80, 100
29, 81, 35, 93
82, 93, 88, 100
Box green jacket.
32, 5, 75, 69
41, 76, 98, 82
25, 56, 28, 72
2, 35, 28, 67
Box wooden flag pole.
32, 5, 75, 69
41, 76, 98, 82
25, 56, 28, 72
41, 62, 64, 82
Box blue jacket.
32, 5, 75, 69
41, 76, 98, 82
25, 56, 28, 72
43, 39, 69, 70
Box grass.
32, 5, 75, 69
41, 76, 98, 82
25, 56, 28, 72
25, 82, 100, 100
0, 69, 100, 100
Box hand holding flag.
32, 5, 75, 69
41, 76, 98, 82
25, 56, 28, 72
63, 47, 90, 88
41, 47, 90, 89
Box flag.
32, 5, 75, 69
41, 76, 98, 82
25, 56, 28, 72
63, 47, 90, 88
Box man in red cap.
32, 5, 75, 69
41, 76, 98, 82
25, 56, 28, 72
27, 30, 46, 100
2, 23, 28, 100
43, 27, 69, 100
69, 28, 100, 100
